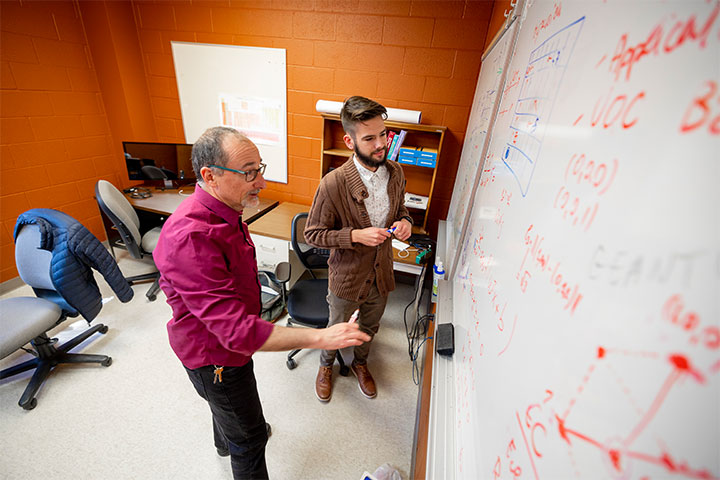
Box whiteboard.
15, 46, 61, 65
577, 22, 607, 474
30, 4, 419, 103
446, 17, 520, 279
449, 1, 719, 479
171, 42, 287, 183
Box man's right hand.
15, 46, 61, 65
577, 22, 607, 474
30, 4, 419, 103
351, 227, 392, 246
316, 322, 371, 350
260, 320, 370, 352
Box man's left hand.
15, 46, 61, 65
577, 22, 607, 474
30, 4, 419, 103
389, 218, 412, 241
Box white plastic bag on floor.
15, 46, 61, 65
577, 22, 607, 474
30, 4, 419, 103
372, 463, 402, 480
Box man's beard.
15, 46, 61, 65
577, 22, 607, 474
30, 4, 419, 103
355, 146, 387, 169
242, 190, 261, 208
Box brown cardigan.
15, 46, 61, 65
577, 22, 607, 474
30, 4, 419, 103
304, 158, 411, 302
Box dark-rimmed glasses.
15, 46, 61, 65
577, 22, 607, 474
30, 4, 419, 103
208, 162, 266, 182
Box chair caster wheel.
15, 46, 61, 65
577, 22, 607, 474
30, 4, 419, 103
286, 358, 297, 370
99, 325, 109, 334
102, 357, 113, 367
147, 294, 157, 302
339, 365, 350, 376
21, 398, 37, 410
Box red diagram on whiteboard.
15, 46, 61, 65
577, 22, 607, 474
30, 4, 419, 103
493, 293, 719, 480
550, 353, 715, 479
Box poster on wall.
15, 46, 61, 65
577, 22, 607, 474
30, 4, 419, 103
219, 94, 283, 146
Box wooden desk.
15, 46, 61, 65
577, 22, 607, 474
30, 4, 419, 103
247, 202, 308, 279
125, 188, 189, 216
247, 202, 308, 240
126, 187, 278, 224
393, 246, 424, 275
102, 187, 278, 259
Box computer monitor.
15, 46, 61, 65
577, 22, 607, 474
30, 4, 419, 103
122, 141, 194, 183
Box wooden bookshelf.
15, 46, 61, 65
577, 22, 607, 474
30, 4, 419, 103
320, 114, 447, 231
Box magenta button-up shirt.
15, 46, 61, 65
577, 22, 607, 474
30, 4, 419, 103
154, 186, 274, 369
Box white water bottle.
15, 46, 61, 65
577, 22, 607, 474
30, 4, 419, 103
432, 257, 444, 303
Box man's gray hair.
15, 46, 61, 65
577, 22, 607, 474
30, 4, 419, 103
191, 126, 251, 181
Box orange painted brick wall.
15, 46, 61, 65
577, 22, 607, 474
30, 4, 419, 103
485, 0, 513, 47
0, 0, 508, 283
130, 0, 496, 231
0, 0, 126, 282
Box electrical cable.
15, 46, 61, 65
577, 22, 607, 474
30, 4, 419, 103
402, 262, 439, 384
20, 347, 36, 356
411, 336, 432, 385
178, 183, 196, 196
396, 246, 419, 258
403, 262, 427, 356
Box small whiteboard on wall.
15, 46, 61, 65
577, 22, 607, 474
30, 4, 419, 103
171, 42, 287, 183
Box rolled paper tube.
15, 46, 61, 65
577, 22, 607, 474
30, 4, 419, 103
315, 100, 422, 124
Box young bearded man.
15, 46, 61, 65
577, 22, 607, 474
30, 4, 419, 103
304, 96, 413, 403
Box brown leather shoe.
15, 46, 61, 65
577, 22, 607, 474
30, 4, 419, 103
315, 366, 333, 402
350, 361, 377, 399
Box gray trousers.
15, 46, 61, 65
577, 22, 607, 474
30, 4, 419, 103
320, 282, 388, 367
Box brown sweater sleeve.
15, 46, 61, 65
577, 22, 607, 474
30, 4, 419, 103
304, 180, 354, 250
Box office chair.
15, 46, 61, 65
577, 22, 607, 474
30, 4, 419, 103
285, 213, 348, 375
160, 167, 178, 180
0, 209, 134, 410
258, 262, 290, 322
95, 180, 162, 301
140, 164, 167, 180
141, 165, 171, 190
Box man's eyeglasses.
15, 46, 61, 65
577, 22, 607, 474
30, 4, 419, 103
208, 162, 266, 182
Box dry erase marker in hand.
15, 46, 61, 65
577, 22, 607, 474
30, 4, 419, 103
387, 226, 397, 234
349, 309, 360, 324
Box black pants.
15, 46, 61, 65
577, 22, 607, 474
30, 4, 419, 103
185, 361, 269, 480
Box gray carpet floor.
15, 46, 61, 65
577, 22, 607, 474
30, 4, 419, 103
0, 252, 422, 480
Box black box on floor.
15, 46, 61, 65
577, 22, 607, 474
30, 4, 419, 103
435, 323, 454, 357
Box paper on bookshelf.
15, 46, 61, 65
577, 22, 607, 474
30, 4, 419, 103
315, 100, 421, 124
404, 192, 428, 210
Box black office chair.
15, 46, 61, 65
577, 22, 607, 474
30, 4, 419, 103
95, 180, 162, 301
141, 165, 171, 190
0, 209, 134, 410
285, 213, 348, 375
140, 165, 167, 180
160, 167, 178, 180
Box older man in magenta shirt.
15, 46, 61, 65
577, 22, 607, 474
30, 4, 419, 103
154, 127, 369, 480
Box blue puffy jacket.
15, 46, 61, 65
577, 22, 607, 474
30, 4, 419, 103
14, 209, 134, 321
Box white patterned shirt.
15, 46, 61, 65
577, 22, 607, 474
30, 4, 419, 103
353, 156, 390, 228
